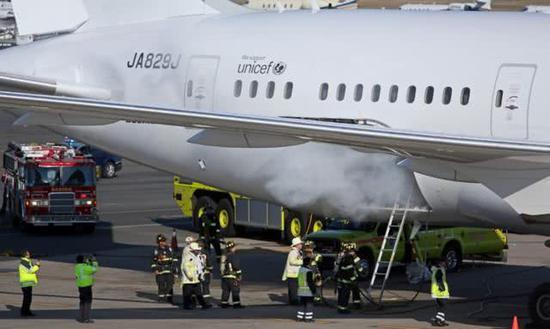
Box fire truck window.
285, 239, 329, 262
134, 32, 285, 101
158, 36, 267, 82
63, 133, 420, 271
26, 167, 61, 187
62, 167, 95, 186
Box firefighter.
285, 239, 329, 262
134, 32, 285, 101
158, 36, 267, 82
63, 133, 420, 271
296, 256, 316, 322
75, 254, 98, 323
199, 243, 213, 300
151, 234, 178, 304
334, 243, 363, 313
220, 241, 244, 308
18, 250, 40, 317
282, 237, 304, 305
181, 242, 211, 310
303, 240, 323, 303
199, 206, 223, 262
431, 259, 450, 327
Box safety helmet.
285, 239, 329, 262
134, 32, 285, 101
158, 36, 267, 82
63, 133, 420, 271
156, 234, 167, 243
225, 241, 236, 249
291, 237, 303, 247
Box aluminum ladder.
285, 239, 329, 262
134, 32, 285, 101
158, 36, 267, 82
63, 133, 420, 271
368, 193, 411, 306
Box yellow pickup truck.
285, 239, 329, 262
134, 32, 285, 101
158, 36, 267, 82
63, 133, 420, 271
306, 218, 508, 274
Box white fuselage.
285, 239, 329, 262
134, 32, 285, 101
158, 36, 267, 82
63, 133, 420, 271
2, 10, 550, 233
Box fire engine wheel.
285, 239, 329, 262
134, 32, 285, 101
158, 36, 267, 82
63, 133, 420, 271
102, 161, 116, 178
358, 248, 374, 281
442, 242, 462, 272
285, 211, 305, 243
193, 196, 216, 231
216, 199, 235, 237
311, 218, 324, 233
529, 283, 550, 326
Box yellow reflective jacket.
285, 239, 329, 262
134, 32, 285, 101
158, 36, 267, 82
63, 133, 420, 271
282, 248, 303, 280
431, 266, 450, 299
19, 257, 39, 287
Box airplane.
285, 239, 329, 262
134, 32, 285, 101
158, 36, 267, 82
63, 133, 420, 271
0, 0, 550, 323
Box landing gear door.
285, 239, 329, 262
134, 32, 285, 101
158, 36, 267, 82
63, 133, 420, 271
185, 56, 220, 111
491, 65, 536, 139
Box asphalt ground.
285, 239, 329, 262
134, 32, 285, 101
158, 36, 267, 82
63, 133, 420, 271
1, 111, 550, 329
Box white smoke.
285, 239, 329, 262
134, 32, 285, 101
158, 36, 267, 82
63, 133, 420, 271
249, 143, 422, 220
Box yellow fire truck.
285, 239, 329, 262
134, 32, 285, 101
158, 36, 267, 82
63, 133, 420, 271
173, 176, 324, 241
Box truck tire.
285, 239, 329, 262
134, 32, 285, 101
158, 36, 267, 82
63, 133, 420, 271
193, 196, 216, 231
102, 161, 116, 178
529, 283, 550, 326
442, 242, 462, 272
284, 211, 305, 243
216, 198, 236, 237
358, 248, 375, 281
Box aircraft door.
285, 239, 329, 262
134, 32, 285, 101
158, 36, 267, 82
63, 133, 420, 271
185, 56, 220, 111
491, 65, 536, 139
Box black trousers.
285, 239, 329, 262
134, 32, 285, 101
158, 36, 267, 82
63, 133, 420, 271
0, 185, 7, 214
434, 298, 446, 323
351, 285, 361, 305
183, 284, 206, 309
297, 296, 314, 321
201, 273, 211, 298
155, 273, 174, 300
337, 284, 351, 311
78, 286, 93, 321
287, 278, 299, 305
21, 286, 32, 315
221, 278, 240, 304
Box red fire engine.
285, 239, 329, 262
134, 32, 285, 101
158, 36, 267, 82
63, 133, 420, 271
1, 142, 99, 232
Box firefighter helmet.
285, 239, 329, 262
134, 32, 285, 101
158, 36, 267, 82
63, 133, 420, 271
156, 234, 167, 243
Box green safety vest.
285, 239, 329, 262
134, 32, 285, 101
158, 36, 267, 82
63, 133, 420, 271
19, 257, 39, 287
297, 267, 313, 297
75, 261, 98, 288
431, 266, 450, 299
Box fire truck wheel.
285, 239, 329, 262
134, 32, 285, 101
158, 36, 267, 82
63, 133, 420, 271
529, 283, 550, 326
102, 161, 117, 178
193, 196, 216, 231
216, 198, 236, 237
284, 211, 306, 243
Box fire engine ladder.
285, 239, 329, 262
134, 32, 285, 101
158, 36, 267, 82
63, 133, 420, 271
368, 192, 412, 306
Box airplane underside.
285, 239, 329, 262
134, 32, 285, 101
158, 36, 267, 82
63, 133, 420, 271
26, 119, 545, 235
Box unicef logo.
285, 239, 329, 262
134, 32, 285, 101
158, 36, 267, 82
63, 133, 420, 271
273, 62, 287, 75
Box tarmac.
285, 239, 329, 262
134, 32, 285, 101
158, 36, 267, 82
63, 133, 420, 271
0, 112, 549, 329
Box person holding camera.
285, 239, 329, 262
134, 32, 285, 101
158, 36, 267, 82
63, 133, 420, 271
18, 250, 40, 317
75, 254, 99, 323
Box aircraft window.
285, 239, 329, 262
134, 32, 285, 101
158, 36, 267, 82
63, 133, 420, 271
266, 81, 275, 99
389, 85, 398, 103
284, 82, 293, 99
495, 89, 503, 108
262, 3, 265, 7
290, 3, 293, 7
425, 86, 434, 104
249, 80, 258, 98
461, 87, 470, 106
371, 84, 381, 102
319, 83, 329, 101
186, 80, 193, 97
234, 80, 243, 97
354, 84, 363, 102
443, 86, 452, 105
337, 83, 346, 101
407, 85, 416, 104
284, 3, 288, 8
